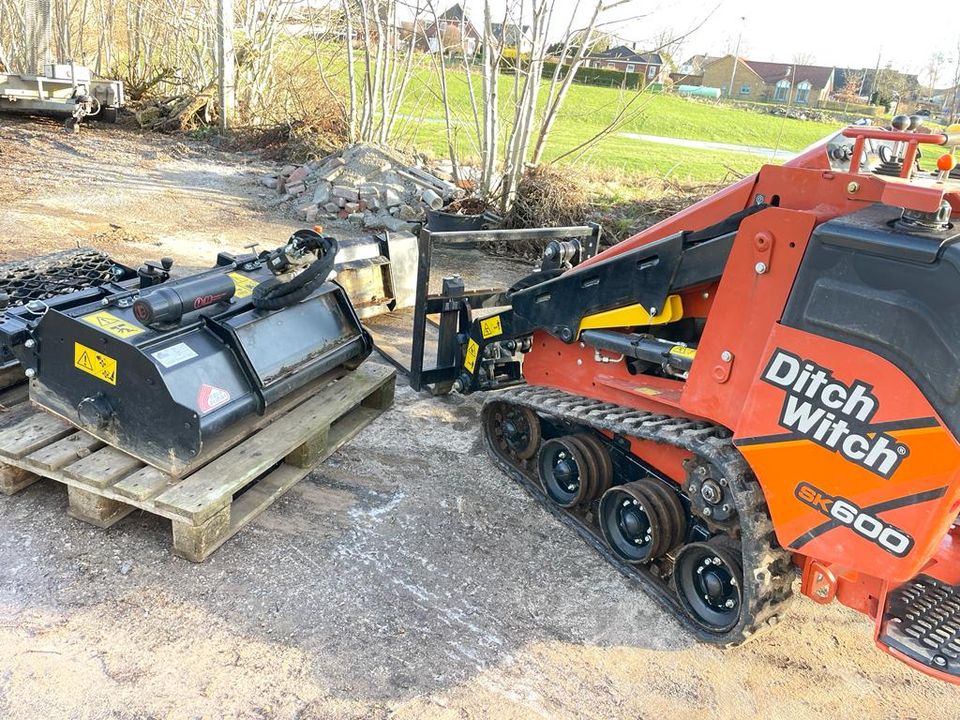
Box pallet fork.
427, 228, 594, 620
405, 224, 602, 394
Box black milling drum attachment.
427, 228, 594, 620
0, 230, 373, 475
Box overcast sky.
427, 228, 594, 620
455, 0, 960, 84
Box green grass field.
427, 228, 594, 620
385, 67, 843, 182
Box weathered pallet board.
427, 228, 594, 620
0, 363, 395, 561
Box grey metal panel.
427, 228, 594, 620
385, 231, 419, 309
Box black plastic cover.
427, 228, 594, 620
782, 204, 960, 436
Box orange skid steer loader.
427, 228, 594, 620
409, 117, 960, 683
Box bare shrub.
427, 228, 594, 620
504, 165, 590, 229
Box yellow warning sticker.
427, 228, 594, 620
229, 272, 260, 299
81, 310, 144, 339
480, 315, 503, 339
669, 345, 697, 359
464, 338, 479, 373
74, 342, 117, 385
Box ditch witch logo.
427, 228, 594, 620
761, 350, 909, 479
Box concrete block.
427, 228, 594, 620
363, 211, 415, 232
320, 157, 346, 181
398, 204, 420, 221
384, 188, 402, 208
332, 186, 360, 202
286, 166, 309, 186
312, 182, 332, 204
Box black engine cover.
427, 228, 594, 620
783, 203, 960, 437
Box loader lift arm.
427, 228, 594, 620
436, 203, 768, 395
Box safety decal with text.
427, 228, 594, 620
480, 315, 503, 339
197, 383, 231, 414
228, 272, 260, 299
152, 342, 199, 369
761, 349, 910, 479
74, 342, 117, 385
81, 310, 144, 339
464, 339, 479, 373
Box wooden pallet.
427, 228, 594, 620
0, 363, 395, 561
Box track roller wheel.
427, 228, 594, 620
573, 434, 613, 496
538, 436, 595, 507
673, 538, 744, 634
488, 403, 541, 461
564, 435, 600, 499
598, 478, 687, 564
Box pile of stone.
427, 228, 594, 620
259, 143, 465, 232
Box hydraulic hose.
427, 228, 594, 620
251, 237, 338, 311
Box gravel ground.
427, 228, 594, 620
0, 117, 957, 720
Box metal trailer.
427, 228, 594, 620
0, 62, 125, 129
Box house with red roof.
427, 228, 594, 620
423, 3, 481, 55
585, 45, 667, 84
701, 55, 836, 105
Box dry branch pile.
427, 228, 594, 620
489, 170, 728, 261
134, 84, 217, 132
612, 177, 726, 232
504, 165, 590, 230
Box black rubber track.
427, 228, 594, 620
482, 385, 797, 646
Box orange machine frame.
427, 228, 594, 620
521, 129, 960, 679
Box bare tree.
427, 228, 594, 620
924, 51, 946, 96
423, 0, 615, 211
834, 70, 865, 103
335, 0, 423, 143
949, 41, 960, 123
427, 0, 716, 211
531, 0, 615, 167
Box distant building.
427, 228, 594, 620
423, 3, 480, 54
834, 67, 921, 103
670, 55, 723, 86
677, 54, 721, 77
490, 22, 531, 53
701, 55, 836, 105
584, 45, 665, 83
914, 84, 959, 117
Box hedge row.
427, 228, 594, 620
501, 60, 656, 90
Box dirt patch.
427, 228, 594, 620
81, 225, 160, 255
0, 115, 301, 271
0, 590, 379, 720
